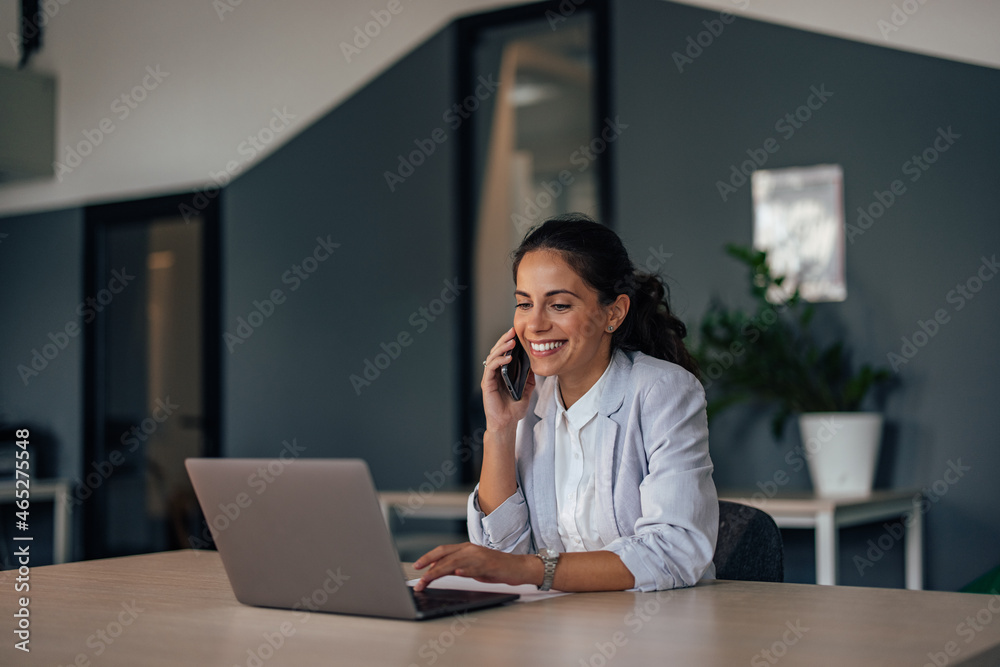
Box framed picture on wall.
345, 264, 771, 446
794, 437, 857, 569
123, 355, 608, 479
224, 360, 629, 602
751, 164, 846, 303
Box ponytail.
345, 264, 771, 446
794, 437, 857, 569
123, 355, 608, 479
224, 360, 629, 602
615, 271, 699, 378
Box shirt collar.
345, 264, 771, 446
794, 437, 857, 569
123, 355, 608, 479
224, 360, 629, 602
554, 357, 614, 430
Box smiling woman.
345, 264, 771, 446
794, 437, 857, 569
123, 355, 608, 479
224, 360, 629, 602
413, 214, 718, 593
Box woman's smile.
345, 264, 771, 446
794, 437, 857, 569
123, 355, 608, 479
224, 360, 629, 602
527, 339, 566, 356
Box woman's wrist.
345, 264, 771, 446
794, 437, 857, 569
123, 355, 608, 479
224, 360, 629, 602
523, 553, 544, 587
478, 427, 518, 515
484, 424, 517, 446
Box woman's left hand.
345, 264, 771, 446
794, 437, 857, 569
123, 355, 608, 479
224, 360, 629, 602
412, 543, 539, 591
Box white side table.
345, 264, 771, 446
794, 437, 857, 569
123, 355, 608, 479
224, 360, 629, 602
378, 490, 471, 525
379, 488, 925, 590
719, 489, 923, 589
0, 478, 73, 564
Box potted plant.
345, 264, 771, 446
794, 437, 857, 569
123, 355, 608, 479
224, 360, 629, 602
693, 244, 892, 497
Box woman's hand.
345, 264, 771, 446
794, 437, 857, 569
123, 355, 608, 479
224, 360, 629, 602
412, 542, 538, 591
478, 328, 536, 514
481, 327, 536, 434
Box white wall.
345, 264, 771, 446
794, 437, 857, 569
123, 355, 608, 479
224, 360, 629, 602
1, 0, 997, 217
676, 0, 1000, 70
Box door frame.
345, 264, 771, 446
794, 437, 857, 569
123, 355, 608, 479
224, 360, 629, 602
452, 0, 613, 483
82, 192, 222, 559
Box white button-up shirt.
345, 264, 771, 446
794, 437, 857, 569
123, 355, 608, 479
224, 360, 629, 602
553, 359, 613, 552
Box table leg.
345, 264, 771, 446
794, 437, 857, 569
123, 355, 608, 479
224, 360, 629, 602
54, 482, 70, 564
815, 510, 838, 586
905, 495, 924, 590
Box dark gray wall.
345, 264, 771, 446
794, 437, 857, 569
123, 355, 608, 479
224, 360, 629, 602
0, 208, 84, 563
612, 0, 1000, 590
222, 28, 462, 490
0, 208, 84, 481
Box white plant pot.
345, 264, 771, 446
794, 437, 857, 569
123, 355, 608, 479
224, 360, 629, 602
798, 412, 883, 497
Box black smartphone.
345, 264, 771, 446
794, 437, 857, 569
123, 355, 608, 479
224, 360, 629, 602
501, 336, 530, 401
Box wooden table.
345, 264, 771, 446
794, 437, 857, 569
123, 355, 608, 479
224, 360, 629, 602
2, 550, 999, 666
380, 489, 925, 588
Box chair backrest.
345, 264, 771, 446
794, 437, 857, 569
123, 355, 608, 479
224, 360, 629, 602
714, 501, 784, 582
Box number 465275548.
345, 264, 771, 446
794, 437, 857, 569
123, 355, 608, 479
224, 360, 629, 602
15, 429, 30, 510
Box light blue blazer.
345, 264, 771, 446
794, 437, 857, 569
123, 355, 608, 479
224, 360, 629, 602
468, 349, 719, 591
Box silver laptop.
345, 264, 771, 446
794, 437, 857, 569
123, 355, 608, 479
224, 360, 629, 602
185, 458, 518, 620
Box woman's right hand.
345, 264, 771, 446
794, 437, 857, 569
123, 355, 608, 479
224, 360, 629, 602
481, 327, 536, 434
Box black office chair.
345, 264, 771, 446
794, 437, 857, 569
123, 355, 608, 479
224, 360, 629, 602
714, 500, 784, 582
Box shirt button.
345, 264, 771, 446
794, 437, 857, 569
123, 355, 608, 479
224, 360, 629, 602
574, 454, 580, 460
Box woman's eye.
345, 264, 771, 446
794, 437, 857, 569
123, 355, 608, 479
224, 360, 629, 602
551, 304, 570, 311
515, 302, 530, 310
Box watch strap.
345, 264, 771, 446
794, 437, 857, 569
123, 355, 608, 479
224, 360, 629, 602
536, 550, 559, 591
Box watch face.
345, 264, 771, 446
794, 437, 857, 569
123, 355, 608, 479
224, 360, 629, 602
539, 547, 559, 560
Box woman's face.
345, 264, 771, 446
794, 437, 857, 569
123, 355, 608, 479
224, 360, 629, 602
514, 249, 621, 387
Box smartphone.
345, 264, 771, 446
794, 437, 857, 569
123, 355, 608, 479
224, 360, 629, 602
501, 336, 530, 401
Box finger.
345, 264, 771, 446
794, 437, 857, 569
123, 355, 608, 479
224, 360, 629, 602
481, 353, 513, 389
414, 566, 445, 591
481, 360, 504, 388
414, 543, 481, 589
486, 349, 513, 369
487, 338, 517, 362
422, 549, 508, 587
415, 558, 460, 591
488, 328, 517, 355
413, 542, 465, 570
417, 552, 469, 591
487, 330, 511, 356
483, 346, 513, 372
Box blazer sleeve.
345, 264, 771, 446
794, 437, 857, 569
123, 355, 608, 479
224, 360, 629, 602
602, 370, 719, 591
467, 483, 534, 554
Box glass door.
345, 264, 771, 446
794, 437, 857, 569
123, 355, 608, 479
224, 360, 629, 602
458, 2, 608, 482
83, 195, 220, 558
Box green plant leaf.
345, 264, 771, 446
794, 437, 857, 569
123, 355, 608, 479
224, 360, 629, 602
694, 244, 895, 442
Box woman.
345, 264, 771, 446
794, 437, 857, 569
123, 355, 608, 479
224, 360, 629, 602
414, 214, 718, 592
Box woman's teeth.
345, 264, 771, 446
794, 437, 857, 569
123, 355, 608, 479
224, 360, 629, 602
531, 341, 565, 352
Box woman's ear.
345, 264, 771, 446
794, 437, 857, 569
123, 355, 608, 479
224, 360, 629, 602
609, 294, 630, 329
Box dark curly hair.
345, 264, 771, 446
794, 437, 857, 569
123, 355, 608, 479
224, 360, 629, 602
511, 213, 699, 378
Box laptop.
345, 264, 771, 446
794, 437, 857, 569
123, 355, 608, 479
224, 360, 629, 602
185, 458, 519, 620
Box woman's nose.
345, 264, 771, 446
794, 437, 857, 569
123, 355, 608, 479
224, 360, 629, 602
525, 309, 549, 333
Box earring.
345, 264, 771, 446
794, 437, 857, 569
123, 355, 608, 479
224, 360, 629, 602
608, 326, 614, 332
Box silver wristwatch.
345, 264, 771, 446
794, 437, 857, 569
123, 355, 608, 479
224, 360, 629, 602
536, 547, 560, 591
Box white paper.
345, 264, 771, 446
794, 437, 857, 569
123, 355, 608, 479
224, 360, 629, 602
407, 576, 571, 602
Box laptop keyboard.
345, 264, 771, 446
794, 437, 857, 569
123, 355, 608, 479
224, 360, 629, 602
411, 587, 494, 612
